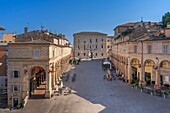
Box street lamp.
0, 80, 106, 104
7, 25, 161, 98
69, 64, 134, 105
156, 57, 159, 65
154, 57, 160, 90
0, 63, 2, 66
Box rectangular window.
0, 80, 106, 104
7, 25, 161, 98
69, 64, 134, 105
148, 45, 152, 54
163, 45, 168, 54
52, 49, 55, 57
12, 85, 20, 92
96, 39, 98, 43
102, 39, 103, 42
101, 45, 103, 48
134, 45, 137, 53
34, 49, 40, 59
108, 45, 110, 48
84, 53, 86, 56
13, 71, 19, 78
96, 45, 98, 49
165, 75, 169, 82
84, 45, 85, 50
96, 53, 97, 56
78, 53, 80, 56
78, 45, 80, 49
90, 39, 92, 43
101, 53, 103, 56
84, 38, 86, 43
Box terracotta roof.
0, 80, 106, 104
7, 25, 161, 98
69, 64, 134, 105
114, 22, 135, 30
118, 22, 135, 27
73, 32, 107, 36
107, 36, 114, 38
0, 26, 5, 30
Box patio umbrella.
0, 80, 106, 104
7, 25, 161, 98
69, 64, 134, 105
0, 26, 5, 30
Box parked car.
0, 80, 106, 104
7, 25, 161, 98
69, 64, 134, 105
2, 89, 7, 95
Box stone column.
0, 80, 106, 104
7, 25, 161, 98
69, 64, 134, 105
139, 65, 144, 86
155, 69, 160, 90
127, 58, 131, 84
51, 64, 55, 90
45, 69, 52, 99
124, 64, 127, 81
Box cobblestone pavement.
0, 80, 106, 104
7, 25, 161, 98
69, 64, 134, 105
1, 59, 170, 113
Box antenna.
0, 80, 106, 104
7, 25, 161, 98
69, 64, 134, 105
141, 17, 143, 22
40, 23, 44, 31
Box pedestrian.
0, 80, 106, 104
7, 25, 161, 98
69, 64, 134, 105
21, 99, 24, 111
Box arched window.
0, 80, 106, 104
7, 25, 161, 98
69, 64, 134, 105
160, 60, 170, 68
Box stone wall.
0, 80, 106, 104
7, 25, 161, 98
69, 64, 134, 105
74, 32, 107, 59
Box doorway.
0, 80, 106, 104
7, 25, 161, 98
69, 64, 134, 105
12, 97, 19, 108
160, 75, 163, 86
132, 67, 138, 84
90, 52, 93, 58
145, 72, 151, 85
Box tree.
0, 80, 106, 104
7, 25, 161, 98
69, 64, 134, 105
162, 12, 170, 28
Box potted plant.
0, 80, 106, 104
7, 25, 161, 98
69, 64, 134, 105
163, 91, 169, 98
16, 104, 21, 109
150, 89, 154, 96
135, 83, 138, 89
168, 90, 170, 97
140, 85, 144, 92
131, 83, 136, 89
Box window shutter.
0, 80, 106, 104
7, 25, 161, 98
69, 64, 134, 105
18, 85, 20, 92
11, 71, 13, 78
11, 85, 13, 92
18, 71, 20, 78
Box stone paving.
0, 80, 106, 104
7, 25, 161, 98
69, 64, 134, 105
1, 59, 170, 113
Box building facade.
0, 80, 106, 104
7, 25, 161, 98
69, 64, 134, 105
7, 30, 72, 108
114, 22, 135, 36
106, 36, 114, 57
0, 33, 16, 43
0, 43, 8, 89
73, 32, 107, 59
111, 22, 170, 90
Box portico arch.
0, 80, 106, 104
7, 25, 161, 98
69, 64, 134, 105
131, 58, 140, 84
144, 59, 155, 85
160, 60, 170, 68
29, 66, 46, 99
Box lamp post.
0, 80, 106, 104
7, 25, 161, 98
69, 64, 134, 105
139, 41, 144, 86
154, 57, 160, 90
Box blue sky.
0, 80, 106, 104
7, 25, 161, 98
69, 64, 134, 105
0, 0, 170, 43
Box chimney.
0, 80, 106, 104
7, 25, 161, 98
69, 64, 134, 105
24, 27, 28, 33
165, 23, 170, 37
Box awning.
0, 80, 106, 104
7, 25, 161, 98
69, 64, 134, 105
0, 26, 5, 30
